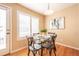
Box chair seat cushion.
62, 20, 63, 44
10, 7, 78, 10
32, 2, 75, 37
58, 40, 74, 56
42, 43, 53, 48
29, 43, 41, 51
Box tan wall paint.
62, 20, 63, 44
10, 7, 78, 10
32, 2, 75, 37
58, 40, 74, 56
0, 3, 45, 52
46, 4, 79, 49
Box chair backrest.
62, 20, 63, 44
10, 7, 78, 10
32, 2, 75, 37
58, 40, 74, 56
27, 35, 41, 47
27, 36, 34, 46
48, 32, 55, 34
48, 32, 57, 39
48, 32, 57, 44
33, 33, 41, 40
33, 33, 40, 36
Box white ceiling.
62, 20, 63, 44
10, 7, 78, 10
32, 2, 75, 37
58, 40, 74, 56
20, 3, 76, 15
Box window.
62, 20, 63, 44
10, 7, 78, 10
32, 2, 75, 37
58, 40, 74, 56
31, 16, 39, 35
17, 11, 39, 39
17, 11, 30, 38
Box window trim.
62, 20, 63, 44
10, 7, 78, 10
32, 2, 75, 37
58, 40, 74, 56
17, 10, 31, 40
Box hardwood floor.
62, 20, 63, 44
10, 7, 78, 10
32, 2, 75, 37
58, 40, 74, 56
6, 44, 79, 56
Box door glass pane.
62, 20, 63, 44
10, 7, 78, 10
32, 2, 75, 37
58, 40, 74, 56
31, 17, 39, 35
0, 9, 6, 50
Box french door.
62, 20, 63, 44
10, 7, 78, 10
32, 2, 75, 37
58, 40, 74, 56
0, 5, 10, 55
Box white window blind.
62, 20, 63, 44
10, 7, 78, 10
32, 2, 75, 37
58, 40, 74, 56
31, 16, 39, 35
17, 11, 30, 38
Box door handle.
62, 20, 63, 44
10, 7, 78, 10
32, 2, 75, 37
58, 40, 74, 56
6, 29, 10, 34
6, 32, 10, 34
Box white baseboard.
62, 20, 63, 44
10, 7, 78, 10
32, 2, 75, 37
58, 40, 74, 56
56, 42, 79, 51
10, 42, 79, 53
0, 52, 9, 56
10, 46, 27, 53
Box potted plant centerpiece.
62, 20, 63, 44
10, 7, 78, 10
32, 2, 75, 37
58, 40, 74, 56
40, 29, 47, 35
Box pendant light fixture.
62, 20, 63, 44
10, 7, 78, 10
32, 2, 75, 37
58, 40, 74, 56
44, 3, 54, 15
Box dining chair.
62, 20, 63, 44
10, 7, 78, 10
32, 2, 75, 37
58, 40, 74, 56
27, 35, 42, 56
42, 33, 57, 56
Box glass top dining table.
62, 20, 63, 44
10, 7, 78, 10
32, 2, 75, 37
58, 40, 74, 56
27, 34, 55, 44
